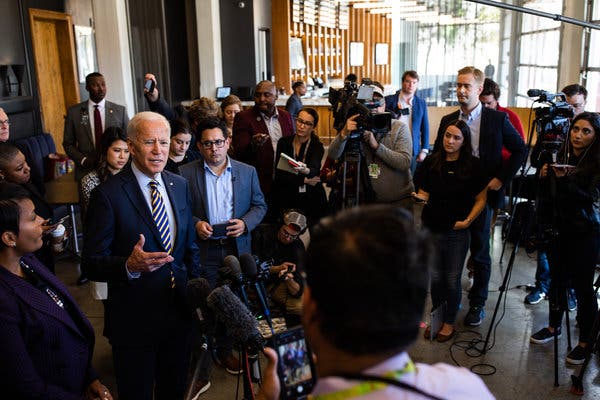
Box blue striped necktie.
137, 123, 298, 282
149, 180, 173, 254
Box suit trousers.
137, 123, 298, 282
112, 313, 190, 400
467, 204, 493, 308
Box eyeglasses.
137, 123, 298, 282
201, 139, 226, 149
280, 229, 299, 239
295, 118, 314, 127
0, 120, 10, 127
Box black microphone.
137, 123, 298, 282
527, 89, 544, 98
240, 253, 274, 334
207, 285, 265, 353
223, 254, 250, 306
186, 277, 213, 324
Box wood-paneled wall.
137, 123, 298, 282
346, 7, 391, 86
272, 2, 391, 94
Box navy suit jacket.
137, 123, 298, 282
433, 107, 526, 204
385, 91, 430, 155
179, 158, 267, 256
82, 166, 200, 346
0, 254, 97, 400
232, 106, 294, 195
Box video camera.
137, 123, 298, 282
527, 89, 573, 153
328, 78, 392, 137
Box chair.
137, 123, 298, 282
14, 133, 56, 195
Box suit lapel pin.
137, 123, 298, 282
256, 117, 261, 122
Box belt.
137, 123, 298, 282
207, 237, 233, 246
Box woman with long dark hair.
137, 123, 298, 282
414, 120, 487, 341
273, 107, 327, 228
530, 112, 600, 364
80, 127, 130, 211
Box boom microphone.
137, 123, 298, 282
207, 285, 265, 353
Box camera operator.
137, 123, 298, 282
327, 85, 413, 209
257, 206, 494, 400
252, 211, 307, 327
529, 112, 600, 365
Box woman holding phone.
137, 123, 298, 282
529, 112, 600, 365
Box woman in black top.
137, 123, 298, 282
414, 120, 487, 341
530, 112, 600, 364
165, 119, 198, 174
273, 108, 327, 227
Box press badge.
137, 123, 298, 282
368, 163, 381, 179
299, 185, 307, 193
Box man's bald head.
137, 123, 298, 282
253, 81, 278, 115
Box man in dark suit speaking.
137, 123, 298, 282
82, 111, 200, 400
434, 66, 526, 327
63, 72, 129, 180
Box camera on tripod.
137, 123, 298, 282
527, 88, 573, 153
328, 77, 392, 136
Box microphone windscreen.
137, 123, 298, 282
239, 253, 258, 280
186, 277, 212, 312
207, 285, 265, 352
223, 255, 242, 282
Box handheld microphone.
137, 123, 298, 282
207, 285, 265, 353
186, 277, 213, 324
240, 253, 274, 334
223, 254, 250, 306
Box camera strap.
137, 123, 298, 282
312, 360, 446, 400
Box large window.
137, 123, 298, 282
515, 0, 563, 106
582, 0, 600, 111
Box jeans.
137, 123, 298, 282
548, 229, 600, 343
535, 251, 551, 293
431, 228, 471, 324
468, 204, 493, 307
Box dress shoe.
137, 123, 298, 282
216, 354, 243, 375
424, 326, 436, 340
436, 329, 456, 343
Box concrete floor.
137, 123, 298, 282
56, 225, 600, 400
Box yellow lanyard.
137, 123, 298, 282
310, 360, 416, 400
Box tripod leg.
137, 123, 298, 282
565, 288, 572, 351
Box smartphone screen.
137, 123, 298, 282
212, 222, 231, 238
272, 327, 315, 399
144, 79, 155, 92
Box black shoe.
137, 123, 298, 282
566, 345, 587, 365
76, 275, 89, 285
464, 306, 485, 326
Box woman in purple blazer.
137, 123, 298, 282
0, 183, 112, 400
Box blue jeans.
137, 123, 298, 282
431, 228, 471, 324
468, 204, 493, 308
535, 251, 550, 293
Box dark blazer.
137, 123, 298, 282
0, 254, 97, 400
273, 134, 327, 222
179, 158, 267, 256
82, 165, 200, 346
385, 91, 430, 155
232, 106, 294, 195
63, 100, 129, 180
433, 107, 526, 203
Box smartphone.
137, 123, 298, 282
144, 79, 155, 93
45, 215, 69, 226
270, 327, 316, 399
212, 222, 232, 237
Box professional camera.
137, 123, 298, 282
527, 89, 573, 153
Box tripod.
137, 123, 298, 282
338, 138, 374, 209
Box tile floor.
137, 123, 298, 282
56, 225, 600, 400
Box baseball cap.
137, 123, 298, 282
283, 211, 307, 232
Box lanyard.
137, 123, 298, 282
310, 360, 445, 400
294, 137, 312, 164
